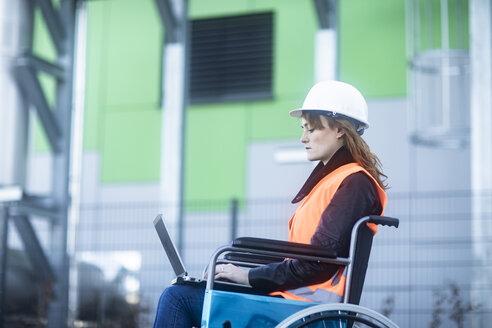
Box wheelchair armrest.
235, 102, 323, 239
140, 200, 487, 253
232, 237, 337, 258
224, 252, 285, 265
367, 215, 399, 228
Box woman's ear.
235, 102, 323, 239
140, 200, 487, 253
337, 129, 345, 139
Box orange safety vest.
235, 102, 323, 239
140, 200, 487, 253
271, 163, 387, 303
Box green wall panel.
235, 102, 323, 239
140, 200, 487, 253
248, 97, 303, 141
104, 0, 162, 108
101, 107, 161, 183
247, 0, 317, 141
417, 0, 443, 50
84, 0, 110, 150
87, 0, 164, 183
339, 0, 406, 98
416, 0, 469, 51
190, 0, 249, 18
447, 0, 469, 49
185, 104, 247, 202
264, 0, 316, 97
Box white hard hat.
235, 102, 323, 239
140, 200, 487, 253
290, 80, 369, 133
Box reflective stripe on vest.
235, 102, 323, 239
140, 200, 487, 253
273, 163, 387, 302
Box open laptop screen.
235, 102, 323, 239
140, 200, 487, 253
153, 214, 187, 277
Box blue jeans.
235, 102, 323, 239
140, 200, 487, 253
153, 284, 205, 328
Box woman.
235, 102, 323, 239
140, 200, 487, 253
153, 80, 388, 327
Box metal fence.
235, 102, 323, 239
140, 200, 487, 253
4, 191, 492, 327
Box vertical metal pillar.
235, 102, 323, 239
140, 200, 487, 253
0, 205, 8, 327
0, 0, 33, 325
5, 0, 78, 326
155, 0, 189, 253
46, 0, 76, 326
0, 188, 22, 327
0, 0, 32, 188
313, 0, 338, 82
68, 0, 88, 320
470, 0, 492, 326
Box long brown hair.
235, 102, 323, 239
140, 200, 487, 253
303, 112, 388, 190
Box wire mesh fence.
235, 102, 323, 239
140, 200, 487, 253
3, 191, 492, 327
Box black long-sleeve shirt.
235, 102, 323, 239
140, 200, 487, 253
248, 147, 382, 292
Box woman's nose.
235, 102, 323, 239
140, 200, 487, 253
300, 132, 308, 143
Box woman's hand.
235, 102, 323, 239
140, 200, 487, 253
214, 264, 250, 286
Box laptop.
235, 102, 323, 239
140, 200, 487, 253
153, 214, 261, 293
153, 214, 195, 284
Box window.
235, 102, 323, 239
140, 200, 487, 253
190, 12, 273, 104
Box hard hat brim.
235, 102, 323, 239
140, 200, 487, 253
289, 109, 303, 118
289, 108, 342, 118
289, 108, 370, 130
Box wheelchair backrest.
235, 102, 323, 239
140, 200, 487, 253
344, 215, 399, 304
346, 223, 374, 305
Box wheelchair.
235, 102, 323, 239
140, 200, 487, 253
201, 215, 399, 328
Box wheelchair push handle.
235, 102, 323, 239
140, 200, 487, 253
367, 215, 399, 228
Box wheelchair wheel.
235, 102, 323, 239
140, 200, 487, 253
275, 303, 399, 328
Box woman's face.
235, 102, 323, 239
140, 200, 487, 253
300, 115, 344, 165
